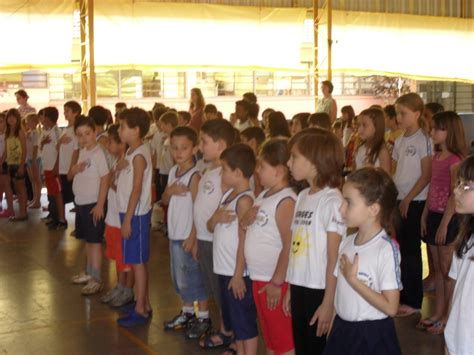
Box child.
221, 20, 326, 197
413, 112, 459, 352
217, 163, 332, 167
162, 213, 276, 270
116, 107, 153, 327
266, 111, 291, 139
308, 112, 332, 131
203, 104, 218, 122
233, 100, 252, 132
69, 116, 109, 295
284, 128, 346, 354
423, 102, 444, 131
383, 105, 403, 157
240, 127, 266, 156
25, 113, 42, 209
324, 167, 402, 354
332, 120, 343, 141
393, 93, 433, 317
162, 126, 208, 337
89, 105, 109, 149
418, 111, 466, 334
208, 144, 258, 355
243, 139, 296, 355
40, 107, 67, 229
177, 111, 191, 126
341, 105, 355, 147
444, 155, 474, 355
101, 124, 134, 308
0, 112, 14, 217
58, 101, 81, 212
5, 108, 28, 221
194, 119, 236, 347
291, 112, 310, 136
150, 110, 165, 204
344, 116, 360, 173
354, 108, 391, 174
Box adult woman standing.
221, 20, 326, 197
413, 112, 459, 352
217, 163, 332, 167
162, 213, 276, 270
188, 88, 205, 132
316, 80, 337, 123
15, 90, 36, 118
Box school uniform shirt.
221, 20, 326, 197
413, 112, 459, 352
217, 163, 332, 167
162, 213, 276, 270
104, 158, 121, 228
392, 129, 433, 201
58, 126, 79, 175
445, 235, 474, 355
334, 230, 402, 322
213, 188, 254, 277
286, 187, 346, 289
194, 166, 223, 242
116, 143, 153, 216
150, 130, 165, 169
159, 136, 174, 175
72, 145, 110, 206
40, 125, 61, 171
236, 119, 252, 132
245, 187, 297, 282
167, 164, 200, 241
354, 144, 380, 170
26, 129, 39, 161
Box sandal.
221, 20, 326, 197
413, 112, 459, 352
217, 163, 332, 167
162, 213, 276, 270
427, 321, 446, 335
416, 317, 437, 330
200, 331, 233, 349
221, 347, 237, 355
395, 304, 421, 318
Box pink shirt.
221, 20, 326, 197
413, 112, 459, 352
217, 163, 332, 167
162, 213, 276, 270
427, 153, 461, 212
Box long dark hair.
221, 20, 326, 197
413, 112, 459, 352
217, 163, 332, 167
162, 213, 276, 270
189, 88, 205, 111
6, 108, 22, 137
268, 111, 290, 138
357, 108, 386, 165
432, 111, 466, 159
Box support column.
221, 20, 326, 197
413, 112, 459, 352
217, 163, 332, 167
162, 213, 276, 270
313, 0, 319, 110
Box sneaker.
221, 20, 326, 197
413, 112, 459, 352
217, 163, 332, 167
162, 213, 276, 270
54, 221, 68, 230
163, 311, 196, 331
0, 210, 14, 218
117, 310, 150, 328
71, 272, 92, 284
100, 286, 121, 303
185, 317, 211, 339
46, 219, 57, 227
110, 288, 135, 308
81, 279, 102, 295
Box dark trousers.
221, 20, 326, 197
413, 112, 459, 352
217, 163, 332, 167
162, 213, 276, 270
155, 170, 168, 203
397, 200, 424, 309
48, 195, 58, 223
290, 284, 326, 355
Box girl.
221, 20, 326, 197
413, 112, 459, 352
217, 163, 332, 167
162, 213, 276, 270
341, 105, 355, 147
243, 139, 296, 355
444, 155, 474, 355
353, 108, 391, 174
344, 116, 359, 174
266, 111, 291, 139
25, 113, 42, 209
0, 113, 14, 217
284, 128, 346, 354
393, 93, 432, 317
4, 108, 28, 221
188, 88, 205, 132
325, 167, 402, 355
418, 111, 466, 334
291, 113, 310, 136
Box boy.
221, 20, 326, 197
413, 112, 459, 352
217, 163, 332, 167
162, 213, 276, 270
203, 104, 218, 122
207, 144, 258, 355
308, 112, 331, 130
40, 107, 67, 229
88, 105, 109, 148
116, 107, 153, 327
162, 126, 209, 338
232, 100, 252, 132
383, 104, 403, 156
177, 111, 191, 126
194, 119, 237, 345
58, 101, 81, 212
239, 126, 265, 196
69, 116, 109, 295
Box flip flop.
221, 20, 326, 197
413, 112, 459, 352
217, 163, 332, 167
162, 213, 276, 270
416, 317, 437, 330
427, 321, 446, 335
200, 331, 233, 349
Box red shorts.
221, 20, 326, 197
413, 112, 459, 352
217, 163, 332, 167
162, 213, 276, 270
44, 170, 61, 196
105, 225, 131, 272
252, 280, 294, 353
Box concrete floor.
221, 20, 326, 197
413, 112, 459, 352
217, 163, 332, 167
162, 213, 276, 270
0, 202, 445, 355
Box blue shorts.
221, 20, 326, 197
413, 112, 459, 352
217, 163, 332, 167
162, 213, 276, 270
170, 240, 207, 303
218, 275, 258, 341
120, 211, 151, 264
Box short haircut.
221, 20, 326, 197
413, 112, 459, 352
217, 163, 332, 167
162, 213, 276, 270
119, 107, 150, 138
248, 103, 260, 119
240, 126, 266, 147
170, 126, 198, 146
152, 105, 168, 122
107, 123, 121, 144
25, 113, 39, 124
220, 143, 256, 179
425, 102, 445, 115
200, 119, 235, 148
115, 102, 127, 110
74, 115, 96, 133
383, 105, 397, 119
204, 104, 218, 114
88, 105, 109, 126
243, 92, 257, 104
43, 106, 59, 123
292, 112, 310, 129
308, 112, 331, 130
177, 111, 191, 124
235, 99, 251, 112
15, 89, 28, 99
64, 100, 82, 115
159, 111, 178, 128
322, 80, 334, 93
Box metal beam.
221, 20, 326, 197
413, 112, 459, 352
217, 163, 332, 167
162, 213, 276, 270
313, 0, 319, 110
88, 0, 96, 107
79, 0, 88, 111
327, 0, 332, 81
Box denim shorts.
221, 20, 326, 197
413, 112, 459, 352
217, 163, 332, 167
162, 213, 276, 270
169, 240, 207, 304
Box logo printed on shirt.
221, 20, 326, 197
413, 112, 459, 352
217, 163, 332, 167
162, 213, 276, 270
203, 180, 215, 194
255, 209, 269, 227
291, 226, 310, 256
357, 271, 374, 288
405, 145, 417, 157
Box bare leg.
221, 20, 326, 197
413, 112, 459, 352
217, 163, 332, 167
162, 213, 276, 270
429, 244, 444, 320
15, 179, 28, 217
55, 193, 66, 222
439, 245, 454, 322
133, 263, 149, 316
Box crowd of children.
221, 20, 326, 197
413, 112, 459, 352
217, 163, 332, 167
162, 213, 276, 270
0, 87, 473, 355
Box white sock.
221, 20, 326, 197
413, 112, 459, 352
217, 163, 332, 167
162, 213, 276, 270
182, 306, 194, 315
198, 311, 209, 319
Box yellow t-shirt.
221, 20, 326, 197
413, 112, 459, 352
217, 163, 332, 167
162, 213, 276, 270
6, 136, 22, 165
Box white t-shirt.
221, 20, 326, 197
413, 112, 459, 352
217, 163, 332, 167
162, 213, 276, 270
0, 132, 5, 158
213, 189, 254, 276
72, 145, 110, 206
245, 187, 297, 281
392, 129, 432, 200
26, 130, 39, 161
105, 158, 120, 228
286, 187, 346, 289
354, 144, 380, 170
159, 136, 174, 175
40, 126, 61, 171
150, 131, 165, 169
59, 126, 79, 175
116, 143, 153, 216
167, 164, 200, 241
334, 230, 402, 322
236, 119, 252, 132
194, 166, 223, 242
445, 235, 474, 355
